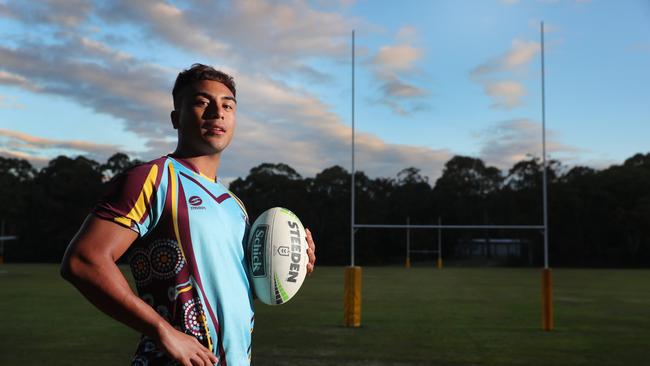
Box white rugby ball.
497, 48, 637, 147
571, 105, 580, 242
247, 207, 308, 305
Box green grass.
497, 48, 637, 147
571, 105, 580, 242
1, 265, 649, 365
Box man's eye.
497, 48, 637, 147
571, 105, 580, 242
195, 100, 209, 106
223, 104, 234, 110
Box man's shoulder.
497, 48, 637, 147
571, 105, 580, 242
105, 156, 171, 195
123, 156, 170, 176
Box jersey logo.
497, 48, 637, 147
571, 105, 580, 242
188, 196, 206, 210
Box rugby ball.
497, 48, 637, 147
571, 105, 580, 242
247, 207, 308, 305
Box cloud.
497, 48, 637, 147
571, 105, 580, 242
0, 148, 50, 167
373, 44, 423, 72
97, 1, 230, 59
0, 128, 125, 166
0, 71, 42, 92
0, 0, 92, 29
471, 39, 539, 77
220, 72, 450, 179
476, 119, 583, 169
484, 80, 525, 109
96, 0, 356, 77
0, 95, 25, 109
0, 36, 174, 138
366, 27, 429, 115
471, 39, 539, 110
0, 1, 452, 181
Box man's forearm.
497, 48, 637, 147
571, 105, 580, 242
61, 255, 172, 339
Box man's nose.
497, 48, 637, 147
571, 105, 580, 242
204, 103, 223, 119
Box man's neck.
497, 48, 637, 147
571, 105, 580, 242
170, 149, 221, 181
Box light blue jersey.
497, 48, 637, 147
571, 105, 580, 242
94, 155, 253, 366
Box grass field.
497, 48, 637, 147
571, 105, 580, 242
1, 264, 649, 366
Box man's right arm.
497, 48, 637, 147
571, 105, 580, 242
60, 215, 217, 366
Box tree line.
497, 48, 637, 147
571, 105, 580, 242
1, 152, 649, 267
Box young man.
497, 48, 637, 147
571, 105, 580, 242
61, 64, 316, 366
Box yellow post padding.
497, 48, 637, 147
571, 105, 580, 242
344, 266, 362, 327
405, 258, 411, 268
542, 268, 553, 331
437, 258, 443, 269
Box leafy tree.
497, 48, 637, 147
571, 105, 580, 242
100, 152, 142, 180
1, 151, 649, 267
21, 156, 104, 262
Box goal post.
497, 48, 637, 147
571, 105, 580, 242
347, 22, 552, 331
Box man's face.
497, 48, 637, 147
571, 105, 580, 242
173, 79, 237, 155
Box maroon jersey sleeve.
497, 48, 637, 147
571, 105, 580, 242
93, 158, 166, 236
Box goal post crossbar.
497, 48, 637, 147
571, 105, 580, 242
354, 224, 544, 230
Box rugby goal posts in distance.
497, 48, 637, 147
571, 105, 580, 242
345, 22, 553, 331
355, 217, 544, 269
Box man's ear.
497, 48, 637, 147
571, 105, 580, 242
170, 110, 179, 129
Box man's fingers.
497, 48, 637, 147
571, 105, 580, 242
208, 350, 218, 364
202, 348, 217, 365
189, 354, 206, 366
307, 248, 316, 267
305, 228, 316, 275
200, 351, 214, 366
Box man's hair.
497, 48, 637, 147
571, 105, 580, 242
172, 63, 236, 109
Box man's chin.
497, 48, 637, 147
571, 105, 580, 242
199, 138, 231, 155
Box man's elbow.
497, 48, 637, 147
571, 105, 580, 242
60, 251, 89, 284
60, 255, 77, 283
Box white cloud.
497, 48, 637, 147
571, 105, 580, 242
97, 0, 357, 77
472, 39, 540, 77
0, 1, 451, 181
366, 26, 429, 115
0, 128, 125, 165
477, 119, 583, 169
471, 38, 540, 110
373, 44, 423, 73
503, 39, 539, 69
0, 71, 43, 92
484, 80, 526, 109
396, 26, 418, 43
0, 148, 50, 167
98, 1, 230, 58
0, 0, 92, 29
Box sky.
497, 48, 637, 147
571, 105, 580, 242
0, 0, 649, 184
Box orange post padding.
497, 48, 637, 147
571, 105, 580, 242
344, 266, 362, 327
542, 268, 554, 331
